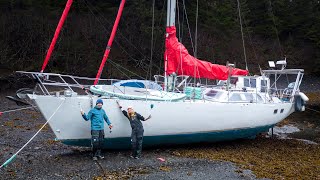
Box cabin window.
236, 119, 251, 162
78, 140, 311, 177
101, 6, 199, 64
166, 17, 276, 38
206, 90, 219, 97
250, 79, 256, 88
244, 78, 250, 87
204, 90, 223, 100
244, 78, 256, 88
274, 109, 278, 114
230, 77, 238, 85
261, 80, 267, 92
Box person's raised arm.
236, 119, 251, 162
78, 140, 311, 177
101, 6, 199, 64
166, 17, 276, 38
116, 100, 122, 109
136, 113, 151, 121
145, 115, 151, 121
117, 100, 129, 119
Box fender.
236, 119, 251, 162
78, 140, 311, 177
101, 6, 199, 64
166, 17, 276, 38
294, 95, 305, 112
299, 92, 309, 102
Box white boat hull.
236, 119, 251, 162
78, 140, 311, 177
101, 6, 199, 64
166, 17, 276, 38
29, 94, 294, 149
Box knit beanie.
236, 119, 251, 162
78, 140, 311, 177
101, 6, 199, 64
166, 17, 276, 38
96, 99, 103, 105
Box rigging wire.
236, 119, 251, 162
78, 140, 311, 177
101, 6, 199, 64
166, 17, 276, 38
155, 0, 167, 76
108, 59, 145, 79
83, 0, 147, 60
242, 16, 259, 63
193, 0, 201, 86
194, 0, 199, 58
105, 59, 152, 93
176, 0, 184, 75
182, 0, 195, 55
82, 0, 149, 73
83, 0, 164, 75
268, 0, 283, 56
179, 0, 199, 85
236, 0, 248, 71
148, 0, 156, 80
181, 2, 185, 44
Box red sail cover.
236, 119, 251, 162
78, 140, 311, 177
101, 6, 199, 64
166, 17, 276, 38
165, 26, 248, 80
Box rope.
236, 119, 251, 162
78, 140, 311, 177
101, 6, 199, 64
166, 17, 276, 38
95, 160, 108, 177
306, 107, 320, 113
0, 106, 36, 115
0, 100, 65, 169
236, 0, 248, 71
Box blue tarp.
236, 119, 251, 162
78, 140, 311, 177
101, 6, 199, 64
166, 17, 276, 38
120, 82, 145, 88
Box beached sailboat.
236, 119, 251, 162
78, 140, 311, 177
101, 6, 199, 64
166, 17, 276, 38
17, 0, 308, 149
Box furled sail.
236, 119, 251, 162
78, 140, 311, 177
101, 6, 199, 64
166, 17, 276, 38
165, 26, 248, 80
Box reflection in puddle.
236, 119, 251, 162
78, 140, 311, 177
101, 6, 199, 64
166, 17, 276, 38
267, 125, 318, 144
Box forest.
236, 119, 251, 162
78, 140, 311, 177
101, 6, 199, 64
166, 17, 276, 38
0, 0, 319, 80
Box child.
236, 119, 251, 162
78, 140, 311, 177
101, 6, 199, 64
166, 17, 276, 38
81, 99, 113, 160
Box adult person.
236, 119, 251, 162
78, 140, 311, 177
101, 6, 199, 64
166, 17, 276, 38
116, 101, 151, 159
81, 99, 113, 160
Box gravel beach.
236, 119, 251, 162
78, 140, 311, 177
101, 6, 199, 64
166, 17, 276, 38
0, 75, 319, 179
0, 91, 264, 180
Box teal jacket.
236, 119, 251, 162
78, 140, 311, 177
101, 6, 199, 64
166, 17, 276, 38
82, 106, 111, 130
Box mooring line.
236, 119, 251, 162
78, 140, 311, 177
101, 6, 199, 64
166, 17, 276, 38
0, 100, 65, 169
306, 107, 320, 113
0, 106, 36, 115
95, 160, 108, 178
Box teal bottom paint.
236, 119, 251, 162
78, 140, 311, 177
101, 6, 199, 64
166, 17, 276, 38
62, 125, 274, 149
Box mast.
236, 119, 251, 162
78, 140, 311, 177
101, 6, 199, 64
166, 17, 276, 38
41, 0, 73, 73
165, 0, 176, 91
94, 0, 126, 85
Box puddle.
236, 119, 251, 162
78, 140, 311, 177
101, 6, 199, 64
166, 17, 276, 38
267, 125, 318, 144
268, 125, 300, 137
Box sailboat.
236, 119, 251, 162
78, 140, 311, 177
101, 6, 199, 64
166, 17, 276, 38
16, 0, 308, 149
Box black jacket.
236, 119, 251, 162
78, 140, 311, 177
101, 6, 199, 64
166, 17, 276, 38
122, 110, 146, 131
